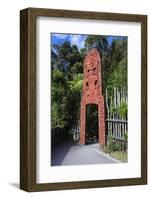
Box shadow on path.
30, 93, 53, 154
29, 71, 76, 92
51, 140, 78, 166
51, 140, 119, 166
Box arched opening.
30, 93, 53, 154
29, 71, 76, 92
86, 104, 99, 144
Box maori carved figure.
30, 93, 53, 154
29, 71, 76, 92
80, 48, 106, 145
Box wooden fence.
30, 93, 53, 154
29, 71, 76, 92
70, 119, 80, 141
105, 87, 128, 151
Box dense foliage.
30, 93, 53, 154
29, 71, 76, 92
51, 35, 127, 130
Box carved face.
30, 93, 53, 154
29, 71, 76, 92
85, 76, 99, 97
84, 49, 100, 77
83, 49, 101, 99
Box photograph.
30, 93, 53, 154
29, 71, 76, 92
51, 33, 128, 166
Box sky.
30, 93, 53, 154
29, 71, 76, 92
51, 33, 126, 50
51, 33, 87, 49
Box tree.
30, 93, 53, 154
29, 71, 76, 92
51, 41, 84, 129
107, 38, 127, 90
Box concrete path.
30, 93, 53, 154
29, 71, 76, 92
51, 141, 120, 166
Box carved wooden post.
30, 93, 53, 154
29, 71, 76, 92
80, 48, 106, 145
98, 96, 106, 144
80, 98, 86, 144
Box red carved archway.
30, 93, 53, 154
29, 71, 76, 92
80, 48, 106, 145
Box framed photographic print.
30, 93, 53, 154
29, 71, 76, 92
20, 8, 147, 191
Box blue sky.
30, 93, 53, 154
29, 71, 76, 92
51, 33, 126, 49
51, 33, 87, 49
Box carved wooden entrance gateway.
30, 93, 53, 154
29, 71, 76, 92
80, 48, 105, 145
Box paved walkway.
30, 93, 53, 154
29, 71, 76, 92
51, 141, 120, 166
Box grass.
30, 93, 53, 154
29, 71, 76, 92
101, 145, 127, 162
109, 151, 127, 162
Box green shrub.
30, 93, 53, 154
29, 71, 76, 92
118, 101, 127, 118
124, 132, 128, 141
105, 134, 120, 153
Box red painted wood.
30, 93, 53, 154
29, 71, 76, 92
80, 48, 105, 145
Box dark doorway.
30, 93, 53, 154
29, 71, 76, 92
86, 104, 99, 144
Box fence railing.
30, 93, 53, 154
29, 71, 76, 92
106, 119, 127, 151
105, 87, 128, 151
105, 87, 127, 119
70, 120, 80, 141
106, 119, 127, 139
